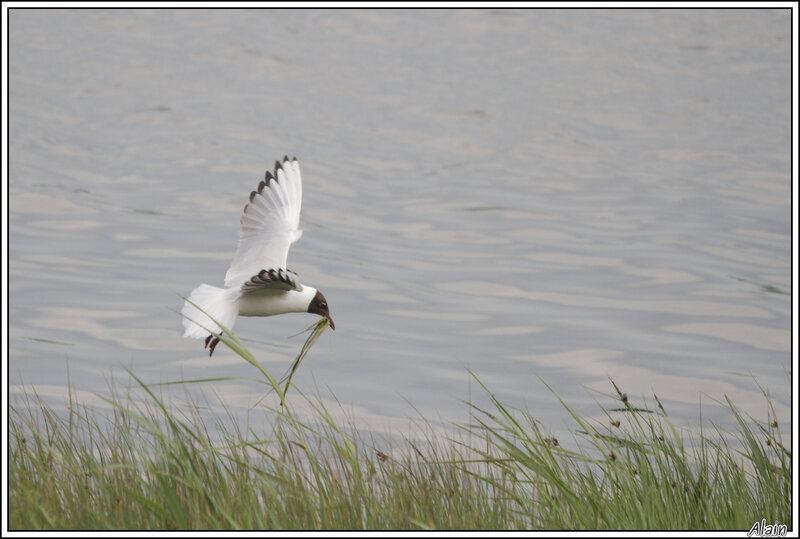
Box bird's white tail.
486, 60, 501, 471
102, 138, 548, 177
182, 284, 241, 339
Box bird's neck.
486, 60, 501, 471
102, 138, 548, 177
296, 286, 318, 311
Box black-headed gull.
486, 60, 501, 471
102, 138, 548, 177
182, 155, 334, 355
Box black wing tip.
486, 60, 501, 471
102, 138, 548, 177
260, 156, 295, 189
249, 190, 257, 202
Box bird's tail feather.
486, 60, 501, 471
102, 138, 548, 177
182, 284, 240, 339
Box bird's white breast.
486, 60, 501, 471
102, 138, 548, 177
237, 286, 317, 317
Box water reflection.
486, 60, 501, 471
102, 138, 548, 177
436, 281, 772, 318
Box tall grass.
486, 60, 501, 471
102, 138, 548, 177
8, 328, 791, 530
9, 373, 790, 530
461, 375, 790, 530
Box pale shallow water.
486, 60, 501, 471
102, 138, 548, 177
8, 9, 792, 442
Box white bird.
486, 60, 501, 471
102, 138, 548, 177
182, 155, 334, 355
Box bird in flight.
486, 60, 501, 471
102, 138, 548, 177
182, 155, 334, 355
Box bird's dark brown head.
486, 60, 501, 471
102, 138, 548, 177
308, 290, 335, 330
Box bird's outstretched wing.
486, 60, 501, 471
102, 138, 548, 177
224, 156, 303, 287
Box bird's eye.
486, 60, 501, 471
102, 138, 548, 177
321, 302, 327, 309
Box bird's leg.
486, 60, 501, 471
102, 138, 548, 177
204, 332, 222, 356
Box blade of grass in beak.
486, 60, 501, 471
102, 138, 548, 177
281, 317, 331, 406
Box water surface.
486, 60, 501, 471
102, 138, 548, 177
8, 9, 792, 441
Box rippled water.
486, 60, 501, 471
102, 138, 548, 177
8, 9, 792, 440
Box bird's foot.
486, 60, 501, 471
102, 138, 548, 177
204, 333, 222, 356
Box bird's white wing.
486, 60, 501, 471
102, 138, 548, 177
224, 156, 303, 287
